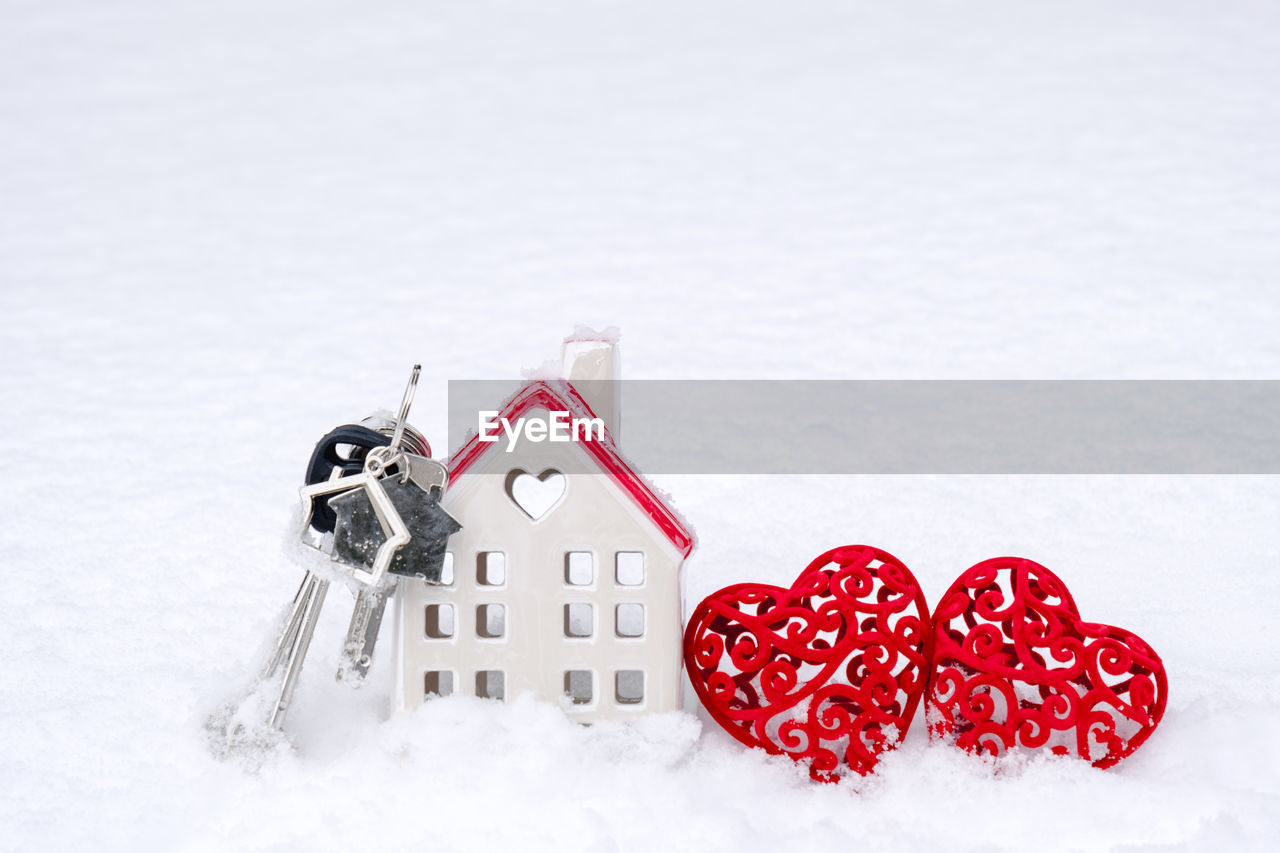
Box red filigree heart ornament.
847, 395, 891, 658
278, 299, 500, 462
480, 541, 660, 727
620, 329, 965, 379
683, 545, 932, 781
927, 557, 1167, 768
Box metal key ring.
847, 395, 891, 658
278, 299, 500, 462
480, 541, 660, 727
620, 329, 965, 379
390, 364, 421, 454
364, 444, 402, 478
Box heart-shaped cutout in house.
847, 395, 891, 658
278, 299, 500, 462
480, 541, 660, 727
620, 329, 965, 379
927, 556, 1167, 768
505, 468, 566, 521
683, 545, 932, 781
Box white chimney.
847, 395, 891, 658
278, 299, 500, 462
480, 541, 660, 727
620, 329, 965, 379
561, 333, 620, 441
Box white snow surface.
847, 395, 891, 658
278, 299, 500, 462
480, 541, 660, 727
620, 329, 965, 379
3, 1, 1280, 850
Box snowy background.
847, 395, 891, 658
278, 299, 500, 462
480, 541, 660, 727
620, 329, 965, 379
2, 0, 1279, 850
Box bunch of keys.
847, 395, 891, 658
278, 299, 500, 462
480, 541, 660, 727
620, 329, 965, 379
260, 365, 462, 729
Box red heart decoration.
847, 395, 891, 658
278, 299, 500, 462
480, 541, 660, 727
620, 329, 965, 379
927, 557, 1168, 768
683, 545, 932, 781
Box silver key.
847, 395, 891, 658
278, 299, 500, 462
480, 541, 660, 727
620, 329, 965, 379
337, 585, 391, 682
264, 571, 330, 728
331, 453, 455, 682
332, 455, 458, 681
266, 365, 424, 726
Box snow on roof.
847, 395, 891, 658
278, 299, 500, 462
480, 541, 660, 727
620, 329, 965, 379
446, 379, 695, 559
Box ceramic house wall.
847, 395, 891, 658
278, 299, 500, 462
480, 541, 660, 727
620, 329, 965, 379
394, 406, 685, 721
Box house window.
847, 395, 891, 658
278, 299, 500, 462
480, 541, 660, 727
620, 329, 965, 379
425, 604, 454, 638
477, 551, 506, 586
564, 603, 593, 638
439, 551, 455, 585
615, 603, 644, 638
424, 670, 454, 698
475, 670, 505, 700
564, 670, 593, 705
616, 551, 645, 586
615, 670, 644, 705
564, 551, 593, 585
476, 603, 506, 638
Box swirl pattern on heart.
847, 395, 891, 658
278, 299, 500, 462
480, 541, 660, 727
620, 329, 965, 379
928, 557, 1167, 768
683, 545, 931, 781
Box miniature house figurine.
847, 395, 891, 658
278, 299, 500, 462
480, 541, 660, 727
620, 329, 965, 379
393, 335, 695, 720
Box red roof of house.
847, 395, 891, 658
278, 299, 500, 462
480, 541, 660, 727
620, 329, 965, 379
447, 380, 695, 558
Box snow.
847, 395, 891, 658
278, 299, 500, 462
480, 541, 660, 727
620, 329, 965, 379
2, 0, 1279, 850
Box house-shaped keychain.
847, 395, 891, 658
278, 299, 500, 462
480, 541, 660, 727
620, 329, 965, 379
393, 334, 695, 720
